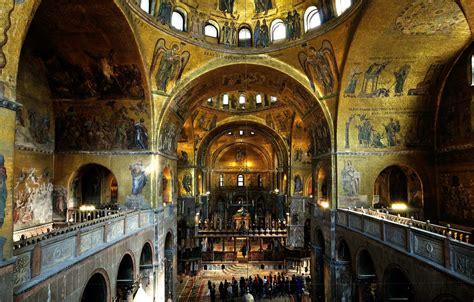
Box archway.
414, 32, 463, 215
70, 164, 118, 208
313, 229, 325, 302
336, 239, 352, 301
162, 167, 172, 205
373, 165, 423, 218
383, 267, 414, 301
164, 232, 174, 300
317, 167, 329, 205
305, 176, 313, 197
116, 253, 135, 301
356, 249, 377, 301
139, 243, 154, 297
81, 272, 109, 302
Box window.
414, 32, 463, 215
271, 19, 286, 41
219, 174, 224, 187
140, 0, 150, 13
270, 96, 277, 103
256, 94, 262, 104
239, 95, 246, 104
304, 6, 321, 31
223, 94, 229, 105
239, 130, 244, 136
205, 23, 219, 38
171, 11, 185, 31
471, 54, 474, 86
238, 27, 252, 47
336, 0, 352, 16
258, 175, 263, 188
237, 174, 244, 187
207, 97, 213, 103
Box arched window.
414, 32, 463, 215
271, 19, 286, 41
239, 95, 246, 104
140, 0, 150, 13
336, 0, 352, 16
171, 11, 186, 31
304, 6, 321, 31
222, 94, 229, 106
256, 94, 262, 105
219, 174, 224, 187
238, 27, 252, 47
205, 23, 219, 38
237, 174, 244, 187
471, 54, 474, 86
270, 96, 277, 103
258, 175, 263, 188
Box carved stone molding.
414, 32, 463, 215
0, 0, 15, 72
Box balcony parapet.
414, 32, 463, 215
12, 209, 155, 292
197, 228, 287, 238
337, 208, 473, 284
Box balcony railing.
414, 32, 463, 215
337, 208, 474, 283
351, 207, 470, 244
12, 209, 155, 291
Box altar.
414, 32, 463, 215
233, 207, 251, 230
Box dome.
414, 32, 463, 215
135, 0, 357, 51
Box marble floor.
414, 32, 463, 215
177, 265, 311, 302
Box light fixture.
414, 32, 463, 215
79, 205, 96, 212
391, 202, 408, 211
320, 201, 329, 209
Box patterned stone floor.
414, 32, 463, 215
177, 265, 311, 302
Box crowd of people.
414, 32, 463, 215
207, 273, 311, 301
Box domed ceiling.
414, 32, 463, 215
175, 0, 315, 22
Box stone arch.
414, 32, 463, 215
158, 60, 334, 150
116, 252, 136, 301
80, 269, 111, 302
68, 164, 119, 209
373, 164, 424, 218
383, 265, 415, 302
139, 241, 154, 296
335, 238, 353, 301
161, 166, 172, 205
164, 231, 175, 300
313, 228, 325, 302
355, 248, 378, 301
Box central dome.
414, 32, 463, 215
135, 0, 356, 51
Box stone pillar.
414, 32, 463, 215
0, 98, 19, 302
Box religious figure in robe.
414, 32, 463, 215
219, 0, 235, 14
130, 161, 148, 195
254, 0, 272, 13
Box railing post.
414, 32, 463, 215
444, 234, 452, 271
407, 223, 413, 254
75, 229, 81, 257
31, 243, 41, 278
124, 212, 128, 234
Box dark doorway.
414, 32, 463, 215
82, 273, 108, 302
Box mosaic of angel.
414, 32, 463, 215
150, 39, 190, 94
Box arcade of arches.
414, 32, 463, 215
0, 0, 473, 301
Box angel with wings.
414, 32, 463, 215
298, 40, 338, 96
150, 38, 190, 93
